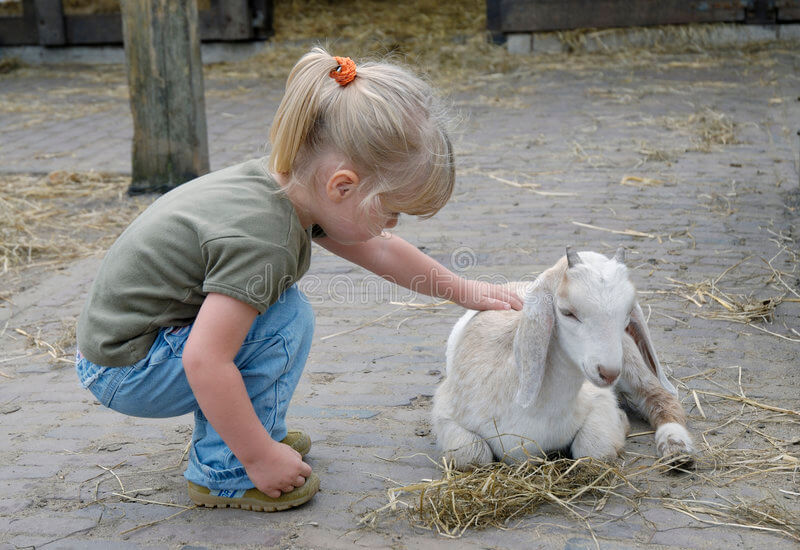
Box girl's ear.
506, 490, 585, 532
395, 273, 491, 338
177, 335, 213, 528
326, 170, 360, 202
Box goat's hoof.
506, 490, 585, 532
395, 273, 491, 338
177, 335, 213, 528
655, 422, 695, 470
658, 450, 695, 471
443, 451, 491, 472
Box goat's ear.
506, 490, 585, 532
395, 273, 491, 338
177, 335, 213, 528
512, 280, 554, 407
626, 302, 678, 397
566, 246, 582, 268
614, 246, 626, 264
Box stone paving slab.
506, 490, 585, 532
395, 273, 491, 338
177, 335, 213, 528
1, 42, 800, 549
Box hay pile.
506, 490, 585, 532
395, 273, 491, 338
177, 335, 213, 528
0, 0, 21, 16
212, 0, 514, 87
669, 274, 782, 324
0, 57, 22, 74
0, 171, 149, 275
223, 0, 796, 90
632, 108, 739, 154
687, 108, 738, 151
0, 171, 149, 363
12, 322, 76, 365
0, 67, 128, 130
363, 456, 626, 537
665, 253, 800, 341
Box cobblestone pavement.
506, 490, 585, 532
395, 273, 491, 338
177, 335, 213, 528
1, 42, 799, 549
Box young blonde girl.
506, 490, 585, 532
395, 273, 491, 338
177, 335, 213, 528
76, 47, 522, 512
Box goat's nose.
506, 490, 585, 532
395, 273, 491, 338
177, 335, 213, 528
597, 365, 619, 385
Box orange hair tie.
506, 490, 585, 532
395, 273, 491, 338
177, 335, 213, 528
330, 56, 357, 86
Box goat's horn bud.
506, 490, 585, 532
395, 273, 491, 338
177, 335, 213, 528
566, 246, 582, 268
614, 246, 626, 264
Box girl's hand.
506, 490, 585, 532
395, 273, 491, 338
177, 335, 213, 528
456, 280, 523, 311
243, 439, 312, 498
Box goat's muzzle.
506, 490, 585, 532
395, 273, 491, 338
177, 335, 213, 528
597, 365, 619, 385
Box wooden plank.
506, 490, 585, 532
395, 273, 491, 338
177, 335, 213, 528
0, 0, 38, 46
120, 0, 210, 193
62, 4, 257, 45
776, 0, 800, 20
496, 0, 745, 33
486, 0, 505, 43
745, 0, 776, 23
198, 3, 221, 39
249, 0, 273, 39
64, 13, 122, 44
215, 0, 250, 40
0, 19, 39, 45
1, 0, 273, 45
33, 0, 65, 45
200, 0, 251, 40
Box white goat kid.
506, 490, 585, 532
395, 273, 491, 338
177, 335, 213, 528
432, 247, 693, 469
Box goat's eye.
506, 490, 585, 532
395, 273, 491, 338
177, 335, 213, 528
560, 309, 579, 321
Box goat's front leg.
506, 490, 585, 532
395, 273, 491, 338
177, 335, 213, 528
570, 384, 628, 460
616, 334, 694, 460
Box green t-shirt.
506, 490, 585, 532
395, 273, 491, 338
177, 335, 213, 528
77, 158, 312, 367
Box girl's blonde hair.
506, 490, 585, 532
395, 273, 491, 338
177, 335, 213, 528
268, 47, 454, 219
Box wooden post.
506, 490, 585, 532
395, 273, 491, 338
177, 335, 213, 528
33, 0, 66, 46
120, 0, 210, 194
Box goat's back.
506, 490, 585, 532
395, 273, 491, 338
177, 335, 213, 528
441, 284, 534, 415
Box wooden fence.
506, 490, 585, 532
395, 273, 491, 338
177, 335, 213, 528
0, 0, 272, 46
488, 0, 800, 39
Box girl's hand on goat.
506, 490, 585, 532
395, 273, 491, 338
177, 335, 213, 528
456, 279, 523, 311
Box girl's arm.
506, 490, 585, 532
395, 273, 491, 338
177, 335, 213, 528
315, 233, 523, 311
182, 293, 312, 497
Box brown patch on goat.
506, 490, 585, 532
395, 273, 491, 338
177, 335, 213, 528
619, 333, 688, 429
626, 323, 660, 379
641, 384, 687, 428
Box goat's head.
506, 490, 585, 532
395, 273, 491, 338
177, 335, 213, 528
553, 247, 634, 387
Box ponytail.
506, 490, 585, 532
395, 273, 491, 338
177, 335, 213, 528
268, 48, 338, 173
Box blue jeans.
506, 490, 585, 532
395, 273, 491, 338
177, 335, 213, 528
75, 285, 314, 490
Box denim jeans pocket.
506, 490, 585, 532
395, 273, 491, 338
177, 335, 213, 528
161, 325, 192, 358
78, 354, 148, 406
76, 356, 107, 390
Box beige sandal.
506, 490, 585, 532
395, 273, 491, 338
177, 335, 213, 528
188, 473, 320, 512
280, 430, 311, 457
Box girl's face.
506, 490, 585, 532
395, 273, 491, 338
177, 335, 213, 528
361, 195, 400, 237
324, 191, 399, 244
312, 168, 400, 244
